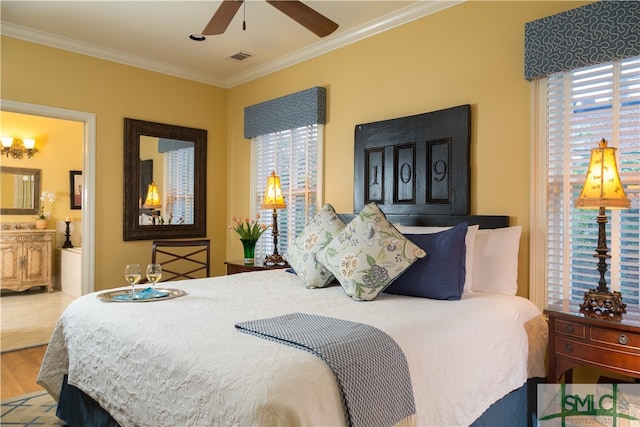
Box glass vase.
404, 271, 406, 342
241, 239, 258, 265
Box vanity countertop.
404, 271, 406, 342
0, 223, 55, 232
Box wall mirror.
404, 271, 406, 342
123, 118, 207, 241
0, 166, 41, 215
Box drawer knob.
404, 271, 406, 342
564, 343, 573, 353
618, 334, 629, 345
564, 324, 575, 334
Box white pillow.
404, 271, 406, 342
140, 213, 154, 225
394, 223, 479, 294
470, 226, 522, 295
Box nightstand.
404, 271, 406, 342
224, 260, 289, 275
544, 300, 640, 383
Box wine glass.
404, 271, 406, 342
124, 264, 141, 297
146, 263, 162, 293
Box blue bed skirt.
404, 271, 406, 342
56, 375, 543, 426
471, 377, 542, 427
57, 375, 120, 427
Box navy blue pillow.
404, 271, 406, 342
385, 222, 467, 300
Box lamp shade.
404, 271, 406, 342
261, 171, 286, 209
575, 139, 630, 209
143, 182, 162, 208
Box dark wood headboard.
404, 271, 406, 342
338, 213, 509, 230
354, 104, 471, 216
347, 105, 509, 229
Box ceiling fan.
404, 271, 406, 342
202, 0, 339, 38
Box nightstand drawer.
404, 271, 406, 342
545, 303, 640, 382
555, 319, 586, 339
590, 327, 640, 352
556, 336, 640, 376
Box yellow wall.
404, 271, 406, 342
1, 1, 590, 295
227, 1, 590, 297
1, 36, 228, 288
0, 112, 83, 224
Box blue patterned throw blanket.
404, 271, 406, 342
235, 313, 416, 427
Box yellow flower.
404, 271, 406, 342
304, 233, 319, 251
339, 253, 359, 279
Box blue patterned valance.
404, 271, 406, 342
244, 86, 327, 139
158, 138, 194, 153
524, 1, 640, 80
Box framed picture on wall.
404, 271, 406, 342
70, 170, 82, 210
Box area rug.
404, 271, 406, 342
0, 390, 66, 426
1, 291, 75, 353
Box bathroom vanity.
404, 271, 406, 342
0, 228, 55, 292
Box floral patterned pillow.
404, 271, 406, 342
284, 204, 346, 288
316, 203, 426, 301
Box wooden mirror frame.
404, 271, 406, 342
0, 166, 41, 215
123, 118, 207, 241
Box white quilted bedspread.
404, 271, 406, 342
38, 270, 545, 427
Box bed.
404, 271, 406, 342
37, 105, 548, 426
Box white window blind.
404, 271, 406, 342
253, 124, 321, 260
545, 56, 640, 310
165, 146, 195, 224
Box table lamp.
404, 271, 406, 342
261, 171, 287, 265
575, 138, 630, 319
143, 181, 162, 224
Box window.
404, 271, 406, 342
252, 124, 323, 260
532, 56, 640, 311
165, 146, 195, 224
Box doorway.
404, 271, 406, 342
1, 99, 96, 294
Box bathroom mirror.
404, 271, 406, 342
0, 166, 41, 215
123, 118, 207, 241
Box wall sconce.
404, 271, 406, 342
261, 171, 287, 266
576, 138, 630, 320
1, 137, 39, 159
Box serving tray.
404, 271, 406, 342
97, 287, 186, 302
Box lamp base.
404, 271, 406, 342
579, 289, 626, 321
264, 253, 287, 266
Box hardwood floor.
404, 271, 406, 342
1, 345, 47, 399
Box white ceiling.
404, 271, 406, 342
1, 1, 461, 88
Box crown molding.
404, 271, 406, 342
1, 1, 463, 89
1, 21, 227, 87
227, 1, 463, 88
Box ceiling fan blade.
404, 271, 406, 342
202, 0, 244, 35
266, 0, 338, 37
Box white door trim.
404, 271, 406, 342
2, 99, 96, 294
